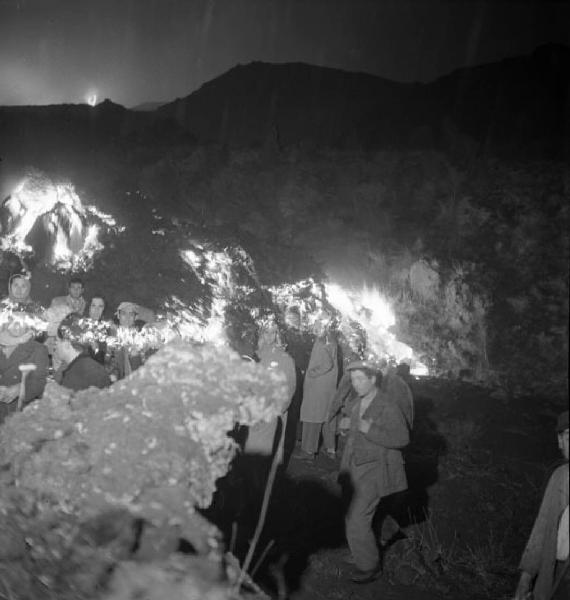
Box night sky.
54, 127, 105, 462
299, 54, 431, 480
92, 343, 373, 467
0, 0, 568, 108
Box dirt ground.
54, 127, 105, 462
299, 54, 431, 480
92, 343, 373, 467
207, 376, 566, 600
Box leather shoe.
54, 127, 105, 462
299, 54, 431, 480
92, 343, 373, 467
350, 565, 381, 584
291, 448, 315, 462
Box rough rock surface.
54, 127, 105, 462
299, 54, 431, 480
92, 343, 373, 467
0, 340, 287, 517
0, 340, 285, 599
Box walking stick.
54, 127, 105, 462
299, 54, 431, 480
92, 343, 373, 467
17, 364, 37, 411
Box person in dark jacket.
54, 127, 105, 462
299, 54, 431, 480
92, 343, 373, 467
0, 312, 48, 424
54, 316, 110, 391
339, 358, 410, 584
85, 295, 113, 366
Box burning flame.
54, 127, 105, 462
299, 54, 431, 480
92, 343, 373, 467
0, 178, 430, 376
325, 283, 395, 330
178, 247, 237, 345
324, 282, 428, 376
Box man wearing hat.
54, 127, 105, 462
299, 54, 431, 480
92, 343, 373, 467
338, 358, 410, 584
514, 410, 569, 600
0, 314, 49, 424
109, 301, 155, 380
115, 302, 155, 330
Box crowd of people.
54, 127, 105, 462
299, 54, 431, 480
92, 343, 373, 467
0, 270, 567, 593
0, 271, 155, 423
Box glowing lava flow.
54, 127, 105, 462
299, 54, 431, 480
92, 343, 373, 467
324, 282, 428, 376
178, 247, 238, 345
1, 173, 119, 271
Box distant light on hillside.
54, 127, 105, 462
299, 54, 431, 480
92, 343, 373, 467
85, 91, 98, 106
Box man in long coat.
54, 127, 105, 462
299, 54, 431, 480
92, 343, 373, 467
339, 359, 409, 584
299, 321, 338, 458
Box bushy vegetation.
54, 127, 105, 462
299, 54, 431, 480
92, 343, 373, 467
132, 146, 568, 396
7, 138, 566, 394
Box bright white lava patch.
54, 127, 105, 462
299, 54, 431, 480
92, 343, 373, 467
324, 282, 428, 376
85, 92, 98, 106
179, 247, 430, 375
1, 173, 118, 271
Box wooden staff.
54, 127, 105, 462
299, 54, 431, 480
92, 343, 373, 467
17, 364, 37, 411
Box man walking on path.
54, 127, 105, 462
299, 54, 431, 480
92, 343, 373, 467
339, 358, 410, 584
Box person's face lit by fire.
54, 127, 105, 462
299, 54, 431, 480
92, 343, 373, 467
89, 297, 105, 321
258, 321, 280, 349
350, 369, 377, 397
10, 276, 31, 301
54, 335, 73, 364
285, 308, 301, 330
68, 282, 84, 300
118, 308, 137, 328
313, 319, 329, 338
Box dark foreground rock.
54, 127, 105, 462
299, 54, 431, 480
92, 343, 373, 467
0, 340, 286, 599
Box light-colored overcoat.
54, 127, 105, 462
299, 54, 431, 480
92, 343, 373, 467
300, 337, 338, 423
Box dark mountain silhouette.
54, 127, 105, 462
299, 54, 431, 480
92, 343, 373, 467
0, 99, 192, 169
130, 101, 167, 112
157, 43, 569, 157
0, 44, 567, 164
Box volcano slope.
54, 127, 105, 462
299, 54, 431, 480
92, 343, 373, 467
0, 142, 567, 600
19, 146, 565, 397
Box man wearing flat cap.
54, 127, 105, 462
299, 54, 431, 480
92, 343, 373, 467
338, 357, 410, 584
109, 301, 155, 380
514, 410, 569, 600
0, 313, 48, 425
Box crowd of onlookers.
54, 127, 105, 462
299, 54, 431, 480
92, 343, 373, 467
0, 271, 156, 424
0, 270, 567, 594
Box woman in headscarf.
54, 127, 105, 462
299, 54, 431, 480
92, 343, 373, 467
1, 273, 43, 314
